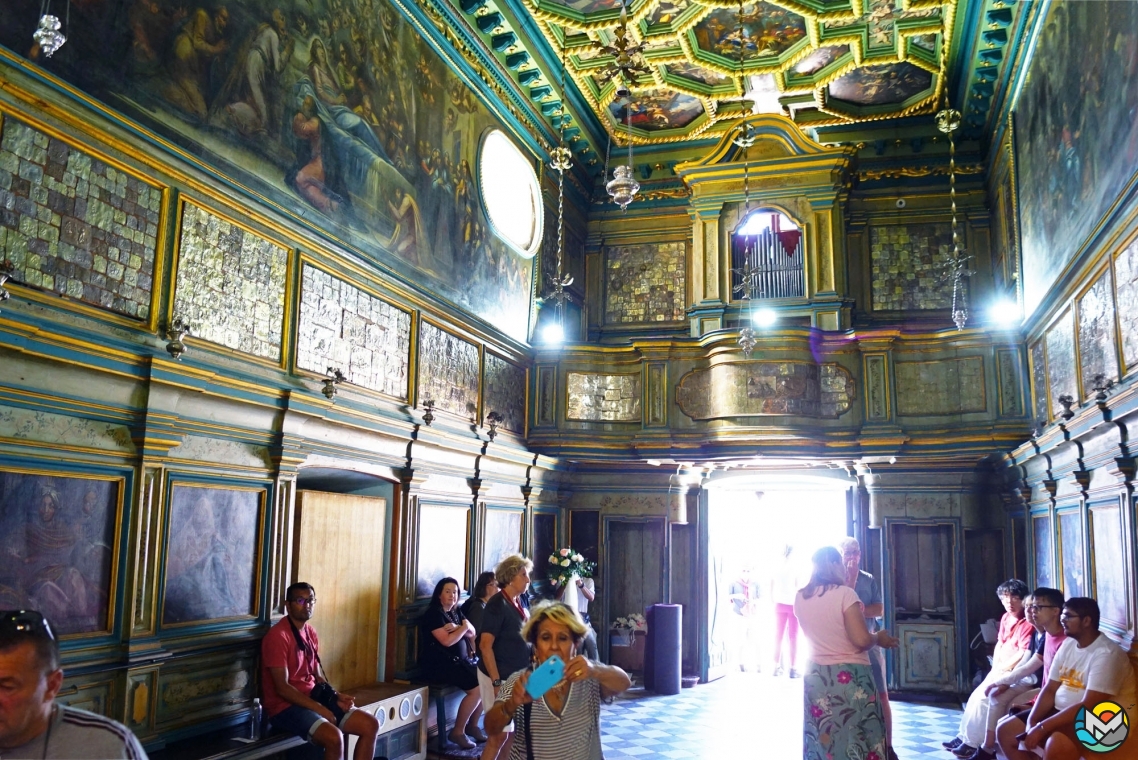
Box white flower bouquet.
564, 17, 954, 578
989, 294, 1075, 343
612, 613, 647, 632
547, 546, 595, 588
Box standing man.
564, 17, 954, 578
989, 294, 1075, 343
0, 609, 148, 758
1001, 597, 1136, 760
839, 537, 895, 760
261, 583, 379, 760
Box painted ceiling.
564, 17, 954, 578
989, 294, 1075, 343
437, 0, 1021, 170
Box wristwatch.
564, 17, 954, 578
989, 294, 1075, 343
492, 679, 503, 687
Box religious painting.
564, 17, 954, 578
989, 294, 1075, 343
647, 0, 693, 27
1033, 513, 1053, 589
1077, 269, 1118, 398
609, 90, 704, 131
665, 63, 730, 87
542, 0, 622, 13
828, 62, 932, 107
1045, 310, 1078, 418
690, 3, 808, 62
792, 45, 849, 76
0, 0, 535, 341
416, 503, 469, 597
1058, 510, 1085, 599
163, 483, 262, 625
0, 470, 119, 635
1014, 0, 1138, 316
482, 508, 522, 574
1090, 502, 1128, 631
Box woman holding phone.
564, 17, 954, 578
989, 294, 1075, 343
485, 601, 630, 760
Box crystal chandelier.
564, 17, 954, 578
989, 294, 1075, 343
33, 0, 70, 57
544, 43, 575, 339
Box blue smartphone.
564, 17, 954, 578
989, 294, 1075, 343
525, 655, 564, 699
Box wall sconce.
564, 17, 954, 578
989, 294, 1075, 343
1056, 394, 1076, 421
485, 411, 504, 441
165, 317, 191, 360
421, 397, 435, 427
322, 367, 345, 399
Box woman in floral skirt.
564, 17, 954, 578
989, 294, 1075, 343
794, 546, 900, 760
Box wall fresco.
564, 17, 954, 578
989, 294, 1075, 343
483, 353, 525, 434
417, 322, 479, 418
870, 224, 954, 311
1058, 510, 1085, 598
0, 0, 534, 341
1076, 269, 1117, 397
1033, 514, 1053, 588
566, 372, 642, 422
173, 203, 288, 360
1030, 340, 1048, 423
0, 117, 161, 319
296, 263, 410, 399
895, 357, 986, 417
1045, 312, 1077, 418
1115, 238, 1138, 372
1015, 0, 1138, 315
604, 241, 685, 324
676, 362, 855, 419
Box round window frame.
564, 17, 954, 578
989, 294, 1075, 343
477, 129, 543, 260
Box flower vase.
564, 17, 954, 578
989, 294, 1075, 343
611, 629, 632, 647
561, 573, 580, 610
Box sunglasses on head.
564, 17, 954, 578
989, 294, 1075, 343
0, 610, 56, 641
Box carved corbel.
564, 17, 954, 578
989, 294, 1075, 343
1071, 469, 1091, 498
1040, 479, 1059, 499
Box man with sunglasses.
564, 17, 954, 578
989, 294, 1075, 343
0, 610, 147, 758
1000, 597, 1136, 760
261, 583, 379, 760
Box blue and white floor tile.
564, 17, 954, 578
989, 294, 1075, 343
598, 672, 963, 760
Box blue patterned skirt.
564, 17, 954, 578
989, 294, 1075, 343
803, 661, 887, 760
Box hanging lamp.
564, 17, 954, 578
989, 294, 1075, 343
544, 40, 575, 342
33, 0, 70, 57
934, 32, 972, 330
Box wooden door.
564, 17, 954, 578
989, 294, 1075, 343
296, 491, 386, 690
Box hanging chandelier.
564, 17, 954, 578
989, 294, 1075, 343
32, 0, 70, 57
934, 29, 972, 331
730, 123, 761, 357
544, 43, 575, 342
605, 100, 640, 211
595, 0, 645, 211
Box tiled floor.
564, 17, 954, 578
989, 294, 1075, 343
598, 672, 964, 760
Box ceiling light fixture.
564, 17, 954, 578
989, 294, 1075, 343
935, 38, 973, 331
596, 0, 645, 211
543, 40, 574, 345
730, 118, 763, 357
32, 0, 70, 57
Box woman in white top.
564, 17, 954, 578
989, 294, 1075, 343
485, 601, 630, 760
794, 546, 900, 760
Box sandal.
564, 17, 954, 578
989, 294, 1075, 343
465, 725, 489, 743
448, 729, 476, 749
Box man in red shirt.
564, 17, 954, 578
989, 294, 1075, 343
262, 583, 379, 760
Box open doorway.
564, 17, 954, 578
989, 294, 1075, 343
704, 479, 851, 683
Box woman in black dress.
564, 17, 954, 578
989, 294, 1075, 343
421, 577, 484, 748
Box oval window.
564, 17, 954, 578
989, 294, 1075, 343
478, 130, 543, 258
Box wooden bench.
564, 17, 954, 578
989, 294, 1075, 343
425, 683, 461, 748
148, 722, 316, 760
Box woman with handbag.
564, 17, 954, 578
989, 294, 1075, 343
486, 601, 630, 760
420, 577, 485, 748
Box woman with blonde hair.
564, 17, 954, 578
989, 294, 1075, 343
478, 554, 533, 760
794, 546, 900, 760
486, 601, 630, 760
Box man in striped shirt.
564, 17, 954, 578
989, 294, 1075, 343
1, 610, 148, 759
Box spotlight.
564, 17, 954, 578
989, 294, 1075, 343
752, 308, 778, 327
541, 322, 565, 345
989, 299, 1022, 326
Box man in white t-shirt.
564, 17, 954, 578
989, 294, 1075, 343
1006, 597, 1137, 760
573, 576, 598, 660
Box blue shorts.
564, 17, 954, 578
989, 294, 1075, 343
270, 704, 355, 741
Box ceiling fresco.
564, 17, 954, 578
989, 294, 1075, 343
518, 0, 954, 143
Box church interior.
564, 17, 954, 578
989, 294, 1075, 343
0, 0, 1136, 755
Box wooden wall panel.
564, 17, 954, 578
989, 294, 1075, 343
296, 491, 387, 690
607, 520, 666, 622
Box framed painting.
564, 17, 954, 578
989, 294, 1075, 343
0, 468, 122, 635
1032, 513, 1054, 589
1090, 502, 1128, 631
532, 511, 557, 582
162, 482, 264, 625
482, 508, 523, 574
1058, 509, 1085, 599
416, 503, 469, 598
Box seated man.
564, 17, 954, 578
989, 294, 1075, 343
0, 609, 147, 759
944, 579, 1035, 759
262, 583, 380, 760
995, 588, 1067, 756
1001, 597, 1136, 760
